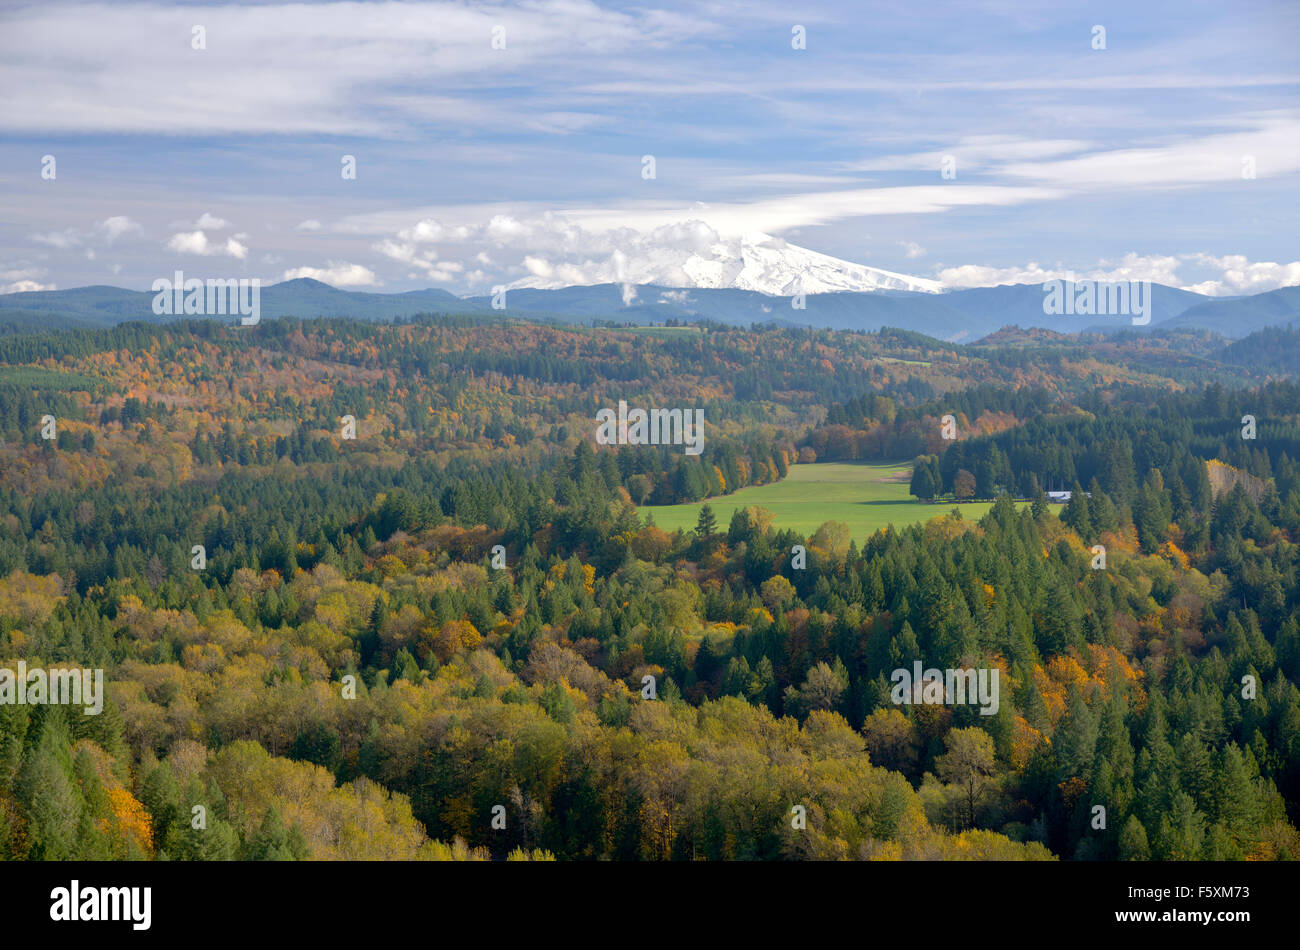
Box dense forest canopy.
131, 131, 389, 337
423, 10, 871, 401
1, 315, 1298, 861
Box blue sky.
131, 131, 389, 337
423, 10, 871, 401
1, 0, 1297, 296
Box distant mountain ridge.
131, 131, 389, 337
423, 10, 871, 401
1, 275, 1296, 341
1159, 286, 1300, 337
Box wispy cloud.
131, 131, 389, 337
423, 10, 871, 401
1, 0, 1295, 294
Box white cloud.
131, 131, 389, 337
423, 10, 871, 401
522, 256, 553, 278
935, 252, 1300, 294
3, 3, 1295, 303
373, 221, 480, 283
332, 180, 1063, 284
0, 1, 716, 136
98, 216, 141, 242
524, 111, 605, 134
557, 185, 1062, 238
32, 228, 82, 249
166, 230, 248, 259
493, 219, 729, 288
421, 265, 465, 283
658, 289, 694, 306
365, 212, 949, 292
843, 136, 1094, 174
1090, 253, 1185, 286
999, 114, 1300, 188
1, 279, 54, 293
1182, 254, 1300, 296
2, 265, 44, 280
373, 237, 465, 282
898, 241, 925, 259
828, 117, 1300, 201
281, 262, 380, 287
404, 219, 468, 243
32, 216, 141, 250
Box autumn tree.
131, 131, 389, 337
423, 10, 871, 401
936, 727, 996, 829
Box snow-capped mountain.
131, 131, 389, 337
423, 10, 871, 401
682, 232, 942, 295
507, 231, 942, 295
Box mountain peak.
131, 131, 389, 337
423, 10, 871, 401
725, 233, 942, 295
273, 277, 335, 290
508, 234, 942, 296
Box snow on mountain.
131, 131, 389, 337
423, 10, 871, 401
508, 231, 942, 295
689, 232, 942, 295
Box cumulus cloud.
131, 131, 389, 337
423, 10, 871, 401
353, 206, 1300, 297
373, 236, 465, 282
166, 230, 248, 259
195, 212, 230, 230
935, 252, 1299, 294
367, 213, 946, 293
371, 218, 476, 281
1, 279, 54, 293
280, 262, 379, 287
296, 219, 323, 231
375, 214, 729, 289
522, 255, 552, 278
1181, 254, 1300, 296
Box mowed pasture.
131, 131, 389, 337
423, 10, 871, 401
642, 460, 997, 539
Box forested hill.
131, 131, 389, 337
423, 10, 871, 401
0, 316, 1297, 861
3, 278, 1295, 341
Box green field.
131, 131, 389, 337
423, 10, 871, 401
0, 366, 102, 390
642, 461, 997, 539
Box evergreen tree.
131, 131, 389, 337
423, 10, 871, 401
695, 504, 718, 541
1061, 483, 1092, 541
1117, 814, 1150, 860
